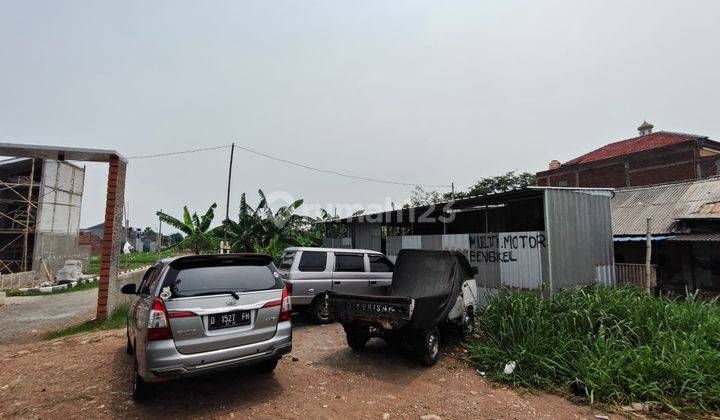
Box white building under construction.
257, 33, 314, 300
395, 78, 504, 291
0, 157, 88, 280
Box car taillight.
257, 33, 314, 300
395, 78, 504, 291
284, 281, 293, 294
147, 297, 172, 341
279, 286, 291, 322
263, 287, 292, 321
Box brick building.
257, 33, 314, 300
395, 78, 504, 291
79, 231, 102, 256
536, 122, 720, 188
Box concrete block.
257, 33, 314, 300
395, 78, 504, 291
39, 287, 54, 293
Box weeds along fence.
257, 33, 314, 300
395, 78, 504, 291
615, 263, 657, 288
466, 285, 720, 415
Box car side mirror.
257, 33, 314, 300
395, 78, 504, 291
121, 283, 137, 295
472, 267, 479, 275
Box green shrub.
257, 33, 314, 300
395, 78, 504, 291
88, 251, 173, 275
466, 285, 720, 415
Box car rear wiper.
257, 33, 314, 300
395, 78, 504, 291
191, 290, 241, 300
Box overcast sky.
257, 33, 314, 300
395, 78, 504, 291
1, 1, 719, 232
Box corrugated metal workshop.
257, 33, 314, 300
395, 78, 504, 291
323, 187, 615, 299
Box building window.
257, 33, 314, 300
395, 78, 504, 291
558, 180, 569, 187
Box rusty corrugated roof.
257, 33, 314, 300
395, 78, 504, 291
696, 201, 720, 215
612, 177, 720, 235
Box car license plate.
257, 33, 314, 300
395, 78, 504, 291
208, 311, 251, 330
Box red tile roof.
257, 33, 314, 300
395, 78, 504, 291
565, 131, 706, 165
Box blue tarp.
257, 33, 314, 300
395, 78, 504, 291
613, 235, 673, 242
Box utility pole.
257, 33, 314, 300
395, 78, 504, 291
222, 143, 235, 253
124, 202, 129, 271
157, 208, 162, 261
451, 182, 455, 198
645, 217, 652, 294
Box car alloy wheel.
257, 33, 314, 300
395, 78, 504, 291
420, 327, 441, 366
427, 333, 439, 359
312, 296, 332, 324
317, 301, 329, 320
318, 302, 330, 319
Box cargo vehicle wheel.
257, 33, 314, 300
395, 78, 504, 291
256, 358, 279, 373
346, 328, 369, 351
132, 359, 150, 402
419, 327, 441, 367
461, 309, 475, 337
311, 296, 332, 324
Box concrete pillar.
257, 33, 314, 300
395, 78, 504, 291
96, 156, 127, 321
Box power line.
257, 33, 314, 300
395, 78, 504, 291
127, 144, 231, 159
234, 144, 452, 188
126, 143, 451, 188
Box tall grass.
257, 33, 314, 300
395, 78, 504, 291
466, 285, 720, 414
88, 250, 174, 275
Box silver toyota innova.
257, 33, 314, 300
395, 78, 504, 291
122, 253, 292, 401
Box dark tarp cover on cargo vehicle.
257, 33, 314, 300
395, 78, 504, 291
390, 249, 474, 332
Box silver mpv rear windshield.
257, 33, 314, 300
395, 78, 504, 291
161, 256, 283, 298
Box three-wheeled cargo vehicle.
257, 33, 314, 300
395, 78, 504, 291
327, 249, 478, 366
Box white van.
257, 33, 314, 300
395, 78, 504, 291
277, 247, 394, 323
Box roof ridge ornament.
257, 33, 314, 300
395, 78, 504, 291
638, 120, 654, 136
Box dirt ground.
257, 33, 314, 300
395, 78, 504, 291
0, 314, 617, 419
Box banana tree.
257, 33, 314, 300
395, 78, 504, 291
222, 190, 362, 257
157, 203, 218, 254
255, 189, 307, 247
223, 190, 310, 257
223, 193, 263, 252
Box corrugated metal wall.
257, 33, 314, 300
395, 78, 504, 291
324, 237, 352, 248
386, 235, 402, 257
544, 189, 615, 290
401, 235, 422, 250
386, 231, 546, 290
351, 223, 381, 250
337, 187, 615, 297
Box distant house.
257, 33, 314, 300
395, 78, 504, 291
83, 222, 105, 240
536, 122, 720, 188
612, 176, 720, 295
79, 231, 102, 256
82, 223, 169, 254
82, 223, 142, 251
